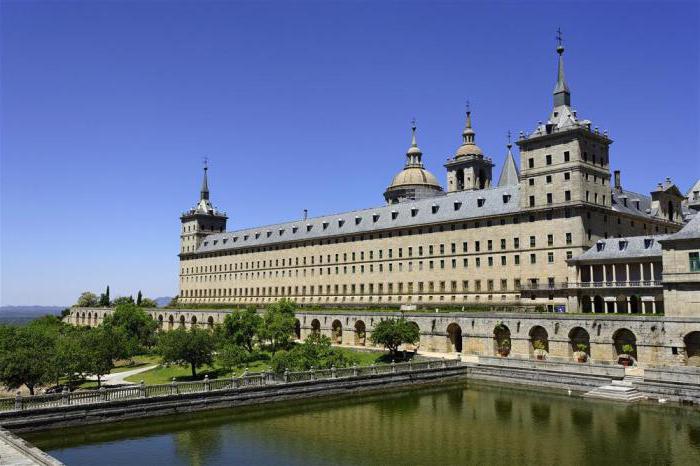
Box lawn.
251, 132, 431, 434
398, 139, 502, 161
122, 346, 416, 385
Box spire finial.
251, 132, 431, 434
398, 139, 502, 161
556, 27, 564, 53
507, 130, 512, 149
410, 117, 417, 147
553, 28, 570, 107
200, 157, 210, 201
465, 100, 472, 128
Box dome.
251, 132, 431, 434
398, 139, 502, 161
455, 141, 483, 157
388, 167, 442, 189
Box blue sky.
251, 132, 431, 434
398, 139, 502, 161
1, 1, 698, 306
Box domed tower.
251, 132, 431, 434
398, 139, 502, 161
444, 108, 494, 192
384, 121, 443, 204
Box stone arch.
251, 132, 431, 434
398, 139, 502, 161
311, 319, 321, 336
331, 319, 343, 344
158, 314, 164, 330
529, 325, 549, 357
168, 315, 174, 330
593, 296, 604, 313
494, 324, 511, 357
569, 327, 590, 359
613, 328, 637, 363
684, 332, 700, 367
86, 312, 92, 327
294, 319, 301, 340
446, 323, 462, 353
354, 320, 366, 346
581, 296, 592, 313
179, 315, 186, 328
191, 315, 198, 328
629, 295, 640, 314
207, 316, 214, 329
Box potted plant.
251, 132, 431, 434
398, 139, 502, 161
533, 340, 547, 360
497, 339, 511, 357
618, 343, 635, 366
573, 343, 588, 363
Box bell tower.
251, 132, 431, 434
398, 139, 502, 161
445, 107, 494, 192
179, 161, 227, 255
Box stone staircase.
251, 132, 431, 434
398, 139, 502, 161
583, 379, 646, 403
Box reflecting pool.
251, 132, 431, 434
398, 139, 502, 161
26, 382, 700, 465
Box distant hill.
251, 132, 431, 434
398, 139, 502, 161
0, 306, 66, 325
154, 297, 173, 308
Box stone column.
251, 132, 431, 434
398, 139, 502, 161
603, 264, 607, 284
590, 265, 594, 283
650, 261, 655, 283
652, 300, 657, 314
640, 262, 644, 281
625, 263, 630, 285
627, 297, 632, 314
613, 301, 618, 313
612, 263, 617, 284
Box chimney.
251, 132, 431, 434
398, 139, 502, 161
614, 170, 622, 191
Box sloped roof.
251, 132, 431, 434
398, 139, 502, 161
497, 150, 519, 187
571, 235, 667, 263
661, 214, 700, 242
196, 186, 521, 254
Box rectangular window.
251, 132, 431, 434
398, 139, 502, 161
528, 158, 534, 168
514, 255, 520, 265
546, 154, 552, 165
530, 236, 536, 247
487, 240, 493, 251
500, 239, 506, 250
529, 196, 535, 207
564, 172, 570, 181
462, 242, 468, 253
488, 257, 493, 267
500, 279, 508, 291
546, 175, 552, 184
475, 241, 480, 252
475, 258, 481, 268
529, 178, 535, 186
513, 237, 519, 249
547, 193, 553, 204
530, 253, 537, 264
501, 256, 507, 266
565, 190, 571, 201
548, 252, 554, 263
690, 252, 700, 272
547, 234, 553, 246
564, 151, 570, 162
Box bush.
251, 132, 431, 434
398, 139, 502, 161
217, 344, 252, 372
270, 334, 357, 373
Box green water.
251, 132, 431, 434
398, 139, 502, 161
26, 382, 700, 465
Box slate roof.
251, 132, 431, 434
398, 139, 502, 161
196, 185, 521, 254
611, 188, 656, 218
570, 235, 667, 263
497, 150, 519, 187
661, 214, 700, 242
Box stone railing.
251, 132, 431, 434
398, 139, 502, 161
478, 356, 625, 378
0, 359, 461, 413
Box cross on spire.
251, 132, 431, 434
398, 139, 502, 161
465, 100, 471, 113
507, 130, 512, 148
556, 27, 563, 48
203, 156, 209, 171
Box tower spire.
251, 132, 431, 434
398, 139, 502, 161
462, 101, 475, 145
553, 28, 571, 107
200, 157, 209, 201
405, 118, 423, 167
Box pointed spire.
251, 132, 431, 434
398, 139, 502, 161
405, 118, 423, 167
200, 158, 209, 201
462, 101, 475, 144
553, 28, 571, 107
498, 131, 519, 187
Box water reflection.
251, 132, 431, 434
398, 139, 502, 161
26, 382, 700, 466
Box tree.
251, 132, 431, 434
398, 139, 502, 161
0, 325, 56, 394
139, 297, 157, 308
99, 286, 111, 307
76, 291, 99, 307
369, 318, 420, 356
259, 301, 297, 354
217, 344, 250, 372
271, 334, 357, 373
157, 327, 214, 378
102, 303, 157, 355
218, 308, 262, 352
136, 290, 143, 306
111, 296, 135, 306
82, 326, 128, 387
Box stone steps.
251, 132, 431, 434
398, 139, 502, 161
583, 380, 646, 403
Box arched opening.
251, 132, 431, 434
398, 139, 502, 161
86, 312, 92, 327
191, 315, 197, 328
446, 323, 462, 353
629, 295, 640, 314
581, 296, 592, 313
354, 320, 366, 346
613, 328, 637, 365
158, 315, 164, 330
293, 319, 301, 340
529, 326, 549, 359
179, 315, 186, 328
207, 316, 214, 329
569, 327, 590, 361
616, 295, 627, 314
478, 169, 486, 189
168, 315, 174, 330
494, 324, 511, 357
311, 319, 321, 336
331, 320, 343, 344
684, 332, 700, 367
593, 296, 604, 313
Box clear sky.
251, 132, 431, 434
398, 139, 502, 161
1, 1, 698, 306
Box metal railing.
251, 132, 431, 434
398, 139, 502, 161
0, 359, 461, 413
520, 280, 662, 291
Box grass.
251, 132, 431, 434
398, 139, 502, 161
121, 346, 420, 385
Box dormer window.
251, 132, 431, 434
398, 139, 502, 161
391, 210, 398, 220
355, 216, 361, 225
502, 194, 511, 204
203, 241, 209, 246
372, 213, 380, 222
431, 204, 439, 214
292, 226, 298, 234
477, 197, 485, 207
322, 221, 329, 230
278, 229, 284, 236
338, 219, 344, 227
306, 223, 313, 232
233, 236, 238, 242
222, 239, 228, 244
213, 240, 218, 245
644, 238, 654, 249
411, 207, 419, 217
596, 241, 605, 252
243, 235, 249, 241
453, 201, 462, 211
266, 231, 272, 238
632, 199, 640, 210
618, 240, 628, 251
